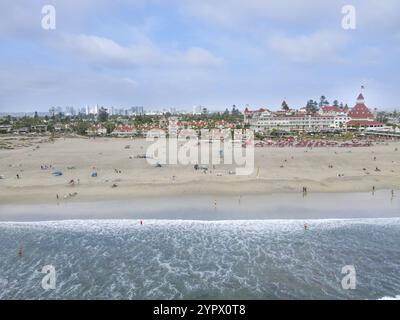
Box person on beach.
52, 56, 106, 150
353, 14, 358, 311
18, 245, 23, 257
16, 174, 20, 179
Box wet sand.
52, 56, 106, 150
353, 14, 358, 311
1, 191, 399, 222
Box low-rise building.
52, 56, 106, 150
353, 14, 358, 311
112, 124, 137, 137
86, 124, 107, 136
0, 125, 12, 134
54, 123, 69, 133
31, 125, 48, 133
251, 113, 338, 132
16, 127, 29, 134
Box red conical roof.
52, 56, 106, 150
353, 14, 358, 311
348, 96, 374, 119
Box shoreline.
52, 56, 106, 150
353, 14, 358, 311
1, 177, 399, 205
1, 190, 399, 222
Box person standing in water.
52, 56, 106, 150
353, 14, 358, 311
18, 245, 23, 257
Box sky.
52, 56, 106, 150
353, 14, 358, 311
0, 0, 400, 112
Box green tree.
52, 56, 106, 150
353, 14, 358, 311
73, 121, 90, 135
319, 95, 329, 108
281, 101, 289, 111
306, 100, 319, 114
97, 108, 109, 123
105, 122, 116, 134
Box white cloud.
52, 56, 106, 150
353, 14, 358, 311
358, 0, 400, 32
177, 0, 339, 26
53, 33, 223, 69
178, 0, 400, 38
359, 47, 384, 65
268, 31, 349, 64
175, 47, 224, 67
1, 0, 399, 111
0, 63, 224, 111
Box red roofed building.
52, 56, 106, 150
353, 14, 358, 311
347, 94, 383, 128
322, 106, 341, 114
244, 107, 272, 125
320, 105, 348, 116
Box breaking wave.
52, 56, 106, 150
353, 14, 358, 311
1, 218, 400, 300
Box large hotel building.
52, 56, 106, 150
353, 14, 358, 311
247, 93, 383, 133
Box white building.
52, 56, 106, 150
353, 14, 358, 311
193, 105, 207, 115
0, 125, 12, 134
85, 105, 99, 115
250, 111, 348, 132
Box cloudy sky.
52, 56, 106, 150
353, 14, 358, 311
0, 0, 399, 112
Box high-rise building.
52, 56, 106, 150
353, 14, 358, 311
193, 105, 203, 115
65, 106, 76, 116
129, 106, 144, 115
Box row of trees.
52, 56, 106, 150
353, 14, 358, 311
304, 96, 346, 114
280, 96, 347, 114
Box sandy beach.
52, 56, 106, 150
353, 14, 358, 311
0, 136, 399, 204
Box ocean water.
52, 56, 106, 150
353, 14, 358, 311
1, 218, 400, 300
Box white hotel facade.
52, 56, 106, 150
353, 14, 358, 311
247, 94, 385, 133
249, 109, 349, 133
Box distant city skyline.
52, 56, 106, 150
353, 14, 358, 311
0, 91, 396, 116
1, 1, 400, 112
